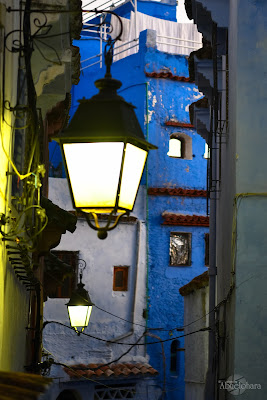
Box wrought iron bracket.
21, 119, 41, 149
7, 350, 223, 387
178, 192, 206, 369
83, 210, 129, 239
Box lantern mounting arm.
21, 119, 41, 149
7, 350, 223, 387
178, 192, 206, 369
5, 7, 123, 67
83, 210, 129, 240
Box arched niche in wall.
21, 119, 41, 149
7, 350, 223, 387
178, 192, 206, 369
167, 132, 192, 160
56, 389, 82, 400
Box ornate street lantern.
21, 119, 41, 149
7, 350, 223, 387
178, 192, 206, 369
66, 260, 94, 335
53, 37, 157, 239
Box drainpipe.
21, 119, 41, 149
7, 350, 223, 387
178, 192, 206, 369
205, 22, 218, 400
108, 220, 141, 342
205, 140, 217, 400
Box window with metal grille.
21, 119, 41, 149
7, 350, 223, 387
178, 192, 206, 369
94, 384, 136, 399
50, 251, 79, 298
170, 232, 191, 266
113, 266, 129, 291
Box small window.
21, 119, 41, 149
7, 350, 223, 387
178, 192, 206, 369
170, 232, 191, 266
170, 339, 180, 375
205, 233, 209, 266
204, 143, 210, 159
113, 266, 129, 291
50, 251, 78, 298
167, 132, 192, 160
167, 137, 182, 158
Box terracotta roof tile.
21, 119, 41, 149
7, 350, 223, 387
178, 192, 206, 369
148, 187, 207, 197
113, 368, 122, 376
165, 121, 195, 128
140, 366, 149, 374
88, 363, 98, 369
162, 213, 209, 227
121, 367, 131, 376
148, 367, 158, 374
104, 369, 114, 377
75, 370, 86, 377
131, 367, 141, 375
95, 369, 104, 377
86, 370, 96, 377
100, 366, 110, 372
145, 71, 191, 82
64, 362, 158, 380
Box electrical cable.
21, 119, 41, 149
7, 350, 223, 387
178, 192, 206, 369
0, 126, 33, 180
42, 320, 210, 346
43, 266, 216, 333
43, 264, 227, 334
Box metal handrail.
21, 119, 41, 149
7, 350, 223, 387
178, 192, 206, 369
81, 53, 102, 64
81, 59, 101, 71
114, 37, 138, 51
156, 40, 200, 50
113, 42, 139, 58
157, 34, 202, 45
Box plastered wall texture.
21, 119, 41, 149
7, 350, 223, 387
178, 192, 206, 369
47, 19, 207, 400
45, 179, 148, 362
140, 38, 207, 400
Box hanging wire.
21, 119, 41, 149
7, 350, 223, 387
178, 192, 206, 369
42, 320, 210, 346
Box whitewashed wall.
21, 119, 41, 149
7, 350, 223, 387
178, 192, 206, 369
43, 178, 148, 372
184, 286, 209, 400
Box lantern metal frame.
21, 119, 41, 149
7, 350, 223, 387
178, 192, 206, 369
53, 29, 157, 239
66, 259, 94, 335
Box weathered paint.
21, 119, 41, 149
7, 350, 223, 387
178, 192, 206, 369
144, 38, 208, 400
48, 6, 207, 399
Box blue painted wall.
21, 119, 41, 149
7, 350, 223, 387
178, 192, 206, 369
144, 49, 208, 399
50, 2, 208, 398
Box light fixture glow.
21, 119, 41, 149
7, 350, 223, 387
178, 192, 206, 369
66, 281, 94, 335
68, 305, 92, 333
119, 143, 147, 210
63, 142, 124, 210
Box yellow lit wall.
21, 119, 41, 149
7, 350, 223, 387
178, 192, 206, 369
0, 7, 29, 371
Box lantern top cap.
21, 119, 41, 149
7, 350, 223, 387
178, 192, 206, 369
66, 282, 94, 307
52, 75, 157, 151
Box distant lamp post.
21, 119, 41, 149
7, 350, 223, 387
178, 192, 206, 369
66, 260, 94, 335
53, 36, 157, 239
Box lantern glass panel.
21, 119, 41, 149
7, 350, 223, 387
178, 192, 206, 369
68, 305, 92, 328
63, 142, 124, 210
119, 143, 147, 210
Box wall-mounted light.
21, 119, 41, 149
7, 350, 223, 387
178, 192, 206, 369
53, 33, 157, 239
66, 259, 94, 335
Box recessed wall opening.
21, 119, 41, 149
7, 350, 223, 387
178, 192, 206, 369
204, 143, 210, 159
170, 339, 180, 375
167, 133, 192, 160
